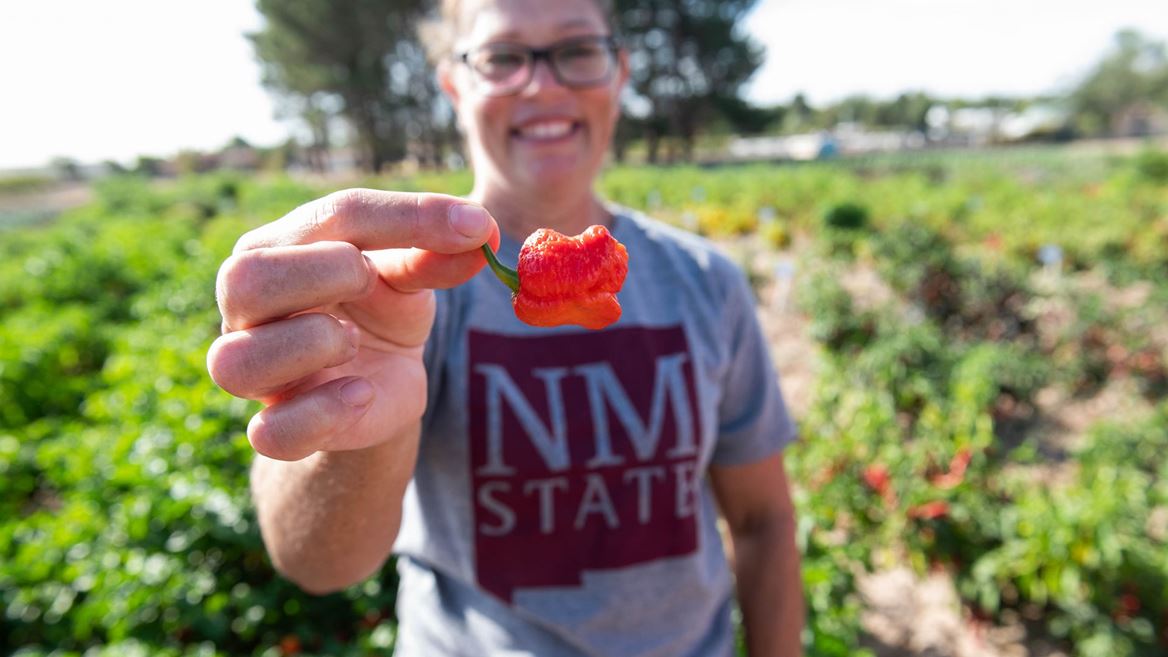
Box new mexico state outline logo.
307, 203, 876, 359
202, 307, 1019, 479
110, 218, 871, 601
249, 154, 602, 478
468, 326, 703, 603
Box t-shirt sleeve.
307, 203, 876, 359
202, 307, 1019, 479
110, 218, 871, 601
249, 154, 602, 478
710, 264, 799, 466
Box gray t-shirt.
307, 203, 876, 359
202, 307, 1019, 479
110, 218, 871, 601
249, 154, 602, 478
392, 207, 798, 657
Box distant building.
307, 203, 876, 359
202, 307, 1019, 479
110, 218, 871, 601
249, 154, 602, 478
927, 103, 1071, 145
726, 124, 924, 162
928, 106, 1007, 146
217, 145, 262, 171
999, 104, 1070, 141
726, 133, 832, 161
1112, 103, 1168, 138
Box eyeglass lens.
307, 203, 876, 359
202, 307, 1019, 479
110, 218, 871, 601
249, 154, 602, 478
465, 38, 614, 94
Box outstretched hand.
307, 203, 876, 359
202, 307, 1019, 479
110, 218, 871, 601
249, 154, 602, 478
207, 189, 498, 461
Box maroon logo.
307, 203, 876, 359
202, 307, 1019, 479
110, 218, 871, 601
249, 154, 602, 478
468, 326, 702, 603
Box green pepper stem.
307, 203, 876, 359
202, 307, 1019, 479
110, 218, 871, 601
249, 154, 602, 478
481, 243, 520, 294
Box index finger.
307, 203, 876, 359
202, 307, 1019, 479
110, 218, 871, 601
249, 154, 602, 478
234, 189, 494, 255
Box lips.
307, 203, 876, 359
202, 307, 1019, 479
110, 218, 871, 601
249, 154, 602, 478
511, 119, 582, 142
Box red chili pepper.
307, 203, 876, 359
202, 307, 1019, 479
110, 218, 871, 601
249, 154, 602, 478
861, 464, 891, 495
481, 225, 628, 330
907, 500, 950, 520
930, 448, 973, 490
861, 464, 898, 509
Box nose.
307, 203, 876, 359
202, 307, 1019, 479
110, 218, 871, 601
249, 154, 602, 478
520, 56, 566, 97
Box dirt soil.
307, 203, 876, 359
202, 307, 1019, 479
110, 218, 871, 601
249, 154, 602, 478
0, 182, 91, 214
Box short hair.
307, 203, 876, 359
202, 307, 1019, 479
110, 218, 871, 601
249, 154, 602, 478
418, 0, 616, 64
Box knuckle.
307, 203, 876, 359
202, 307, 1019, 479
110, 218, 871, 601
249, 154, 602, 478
319, 188, 368, 232
413, 193, 450, 236
297, 313, 345, 350
409, 194, 429, 240
329, 241, 374, 296
232, 228, 263, 254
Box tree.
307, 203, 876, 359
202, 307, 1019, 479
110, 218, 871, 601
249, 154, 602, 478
614, 0, 765, 162
250, 0, 446, 173
712, 95, 783, 134
101, 160, 128, 176
1071, 30, 1168, 137
49, 157, 83, 182
875, 92, 933, 132
133, 156, 164, 178
225, 135, 253, 150
828, 95, 877, 127
782, 92, 815, 133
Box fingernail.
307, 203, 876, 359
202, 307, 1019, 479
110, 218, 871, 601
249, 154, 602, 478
449, 204, 490, 238
340, 378, 374, 407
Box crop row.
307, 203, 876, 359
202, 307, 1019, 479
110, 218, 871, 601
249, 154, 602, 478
2, 146, 1165, 655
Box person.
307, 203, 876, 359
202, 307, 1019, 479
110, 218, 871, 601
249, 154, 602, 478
206, 0, 804, 654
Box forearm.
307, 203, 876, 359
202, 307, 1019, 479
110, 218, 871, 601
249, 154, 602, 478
251, 423, 420, 594
733, 513, 804, 657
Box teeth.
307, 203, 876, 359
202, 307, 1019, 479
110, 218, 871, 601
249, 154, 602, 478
519, 121, 573, 139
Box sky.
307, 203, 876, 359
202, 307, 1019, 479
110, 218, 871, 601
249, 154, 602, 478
742, 0, 1168, 105
1, 0, 1166, 171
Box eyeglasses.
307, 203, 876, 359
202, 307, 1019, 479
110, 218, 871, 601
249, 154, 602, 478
457, 35, 619, 97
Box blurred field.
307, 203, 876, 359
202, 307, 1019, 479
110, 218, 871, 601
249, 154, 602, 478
2, 143, 1166, 657
0, 182, 91, 232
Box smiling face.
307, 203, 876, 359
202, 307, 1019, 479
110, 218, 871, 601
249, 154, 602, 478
439, 0, 627, 204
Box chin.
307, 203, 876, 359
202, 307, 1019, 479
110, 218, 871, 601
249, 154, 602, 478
514, 156, 595, 190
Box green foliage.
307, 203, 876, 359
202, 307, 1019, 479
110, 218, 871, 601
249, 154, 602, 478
823, 203, 870, 231
816, 202, 871, 257
798, 518, 874, 657
956, 407, 1168, 656
3, 147, 1166, 655
0, 304, 109, 427
0, 174, 404, 656
795, 268, 877, 353
1133, 148, 1168, 184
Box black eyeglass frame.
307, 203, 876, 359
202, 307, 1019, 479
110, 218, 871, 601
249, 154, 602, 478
456, 35, 621, 96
